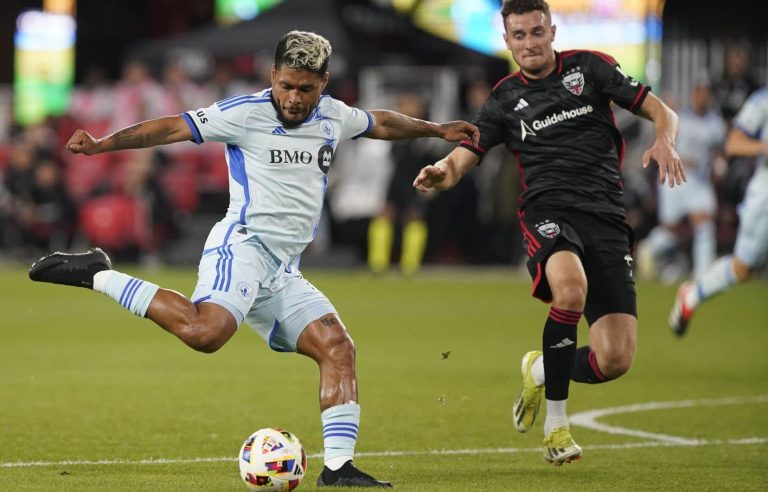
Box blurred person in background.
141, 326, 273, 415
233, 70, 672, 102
714, 42, 759, 124
638, 79, 726, 282
30, 30, 478, 489
670, 86, 768, 337
109, 59, 166, 133
367, 92, 447, 275
414, 0, 683, 465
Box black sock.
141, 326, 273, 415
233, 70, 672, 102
571, 345, 609, 383
543, 306, 581, 400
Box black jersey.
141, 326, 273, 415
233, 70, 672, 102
461, 50, 649, 220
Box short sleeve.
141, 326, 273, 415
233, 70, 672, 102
460, 92, 504, 159
589, 51, 649, 113
332, 99, 373, 141
733, 90, 768, 138
182, 95, 258, 144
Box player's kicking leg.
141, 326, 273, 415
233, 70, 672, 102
29, 248, 237, 352
296, 315, 392, 488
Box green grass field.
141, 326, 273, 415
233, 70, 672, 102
1, 265, 766, 491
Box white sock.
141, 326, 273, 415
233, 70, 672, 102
646, 226, 677, 256
692, 221, 716, 277
93, 270, 160, 317
531, 354, 545, 386
544, 399, 568, 436
686, 255, 737, 309
322, 402, 360, 470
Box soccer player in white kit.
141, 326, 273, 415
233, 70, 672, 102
669, 86, 768, 336
29, 31, 479, 488
639, 81, 726, 280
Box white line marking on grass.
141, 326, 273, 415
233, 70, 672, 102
3, 397, 765, 469
570, 395, 768, 444
2, 437, 766, 469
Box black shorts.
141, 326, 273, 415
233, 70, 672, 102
519, 209, 637, 325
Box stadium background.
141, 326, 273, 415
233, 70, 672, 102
0, 2, 767, 491
0, 0, 766, 273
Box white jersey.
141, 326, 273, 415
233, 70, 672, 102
183, 89, 372, 266
732, 87, 768, 267
733, 87, 768, 171
676, 108, 726, 181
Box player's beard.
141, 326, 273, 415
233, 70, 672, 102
271, 96, 316, 129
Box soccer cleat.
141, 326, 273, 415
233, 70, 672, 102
513, 350, 544, 433
542, 427, 583, 466
669, 281, 695, 337
29, 248, 112, 289
316, 460, 392, 488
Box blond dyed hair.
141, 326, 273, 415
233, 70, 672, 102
274, 31, 332, 74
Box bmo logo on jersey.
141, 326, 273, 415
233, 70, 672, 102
317, 145, 334, 174
268, 149, 313, 165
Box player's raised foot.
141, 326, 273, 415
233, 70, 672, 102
316, 460, 392, 488
29, 248, 112, 289
669, 281, 695, 337
513, 350, 544, 433
542, 427, 583, 466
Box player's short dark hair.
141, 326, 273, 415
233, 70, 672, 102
274, 31, 332, 74
501, 0, 551, 21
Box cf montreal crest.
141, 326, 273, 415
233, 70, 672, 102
536, 220, 561, 238
562, 70, 585, 96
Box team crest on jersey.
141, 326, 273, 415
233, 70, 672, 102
535, 220, 561, 238
320, 120, 334, 139
317, 144, 334, 174
237, 282, 254, 302
562, 70, 585, 96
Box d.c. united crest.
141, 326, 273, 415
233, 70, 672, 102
562, 71, 585, 96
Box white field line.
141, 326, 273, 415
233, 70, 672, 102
1, 438, 766, 469
2, 396, 767, 469
569, 395, 768, 444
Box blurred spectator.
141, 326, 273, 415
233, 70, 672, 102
713, 42, 759, 124
69, 66, 114, 130
109, 59, 167, 133
327, 138, 393, 262
464, 81, 522, 264
367, 93, 447, 274
638, 80, 727, 282
18, 159, 76, 253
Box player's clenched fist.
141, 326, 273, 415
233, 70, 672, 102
66, 129, 101, 155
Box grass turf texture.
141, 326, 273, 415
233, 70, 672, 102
1, 266, 766, 490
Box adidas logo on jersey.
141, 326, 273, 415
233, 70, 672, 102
514, 98, 529, 111
549, 337, 575, 349
272, 126, 288, 135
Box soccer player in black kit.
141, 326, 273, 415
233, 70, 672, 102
414, 0, 685, 465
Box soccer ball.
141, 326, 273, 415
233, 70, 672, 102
238, 428, 307, 491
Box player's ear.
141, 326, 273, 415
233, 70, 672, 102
551, 24, 557, 41
270, 65, 278, 84
321, 72, 329, 90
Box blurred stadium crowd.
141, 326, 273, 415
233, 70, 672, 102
0, 34, 763, 279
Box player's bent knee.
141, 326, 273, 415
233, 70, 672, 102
552, 284, 587, 312
599, 352, 633, 379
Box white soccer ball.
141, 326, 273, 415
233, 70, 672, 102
238, 428, 307, 491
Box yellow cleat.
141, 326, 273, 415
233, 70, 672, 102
542, 427, 583, 466
513, 350, 543, 432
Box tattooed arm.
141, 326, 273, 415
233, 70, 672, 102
366, 110, 479, 145
66, 116, 193, 155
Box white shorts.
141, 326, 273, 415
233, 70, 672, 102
657, 176, 716, 225
191, 236, 337, 352
734, 164, 768, 267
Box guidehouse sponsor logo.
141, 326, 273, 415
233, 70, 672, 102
521, 105, 594, 141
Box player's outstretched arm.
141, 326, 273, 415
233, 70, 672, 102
724, 127, 768, 158
366, 110, 479, 145
636, 93, 685, 188
413, 147, 480, 192
66, 116, 193, 155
